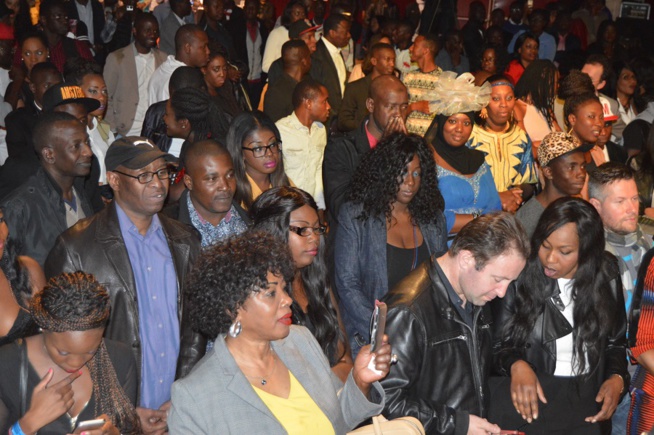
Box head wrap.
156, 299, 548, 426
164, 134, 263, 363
424, 73, 491, 175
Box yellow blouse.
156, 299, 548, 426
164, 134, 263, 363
253, 372, 335, 435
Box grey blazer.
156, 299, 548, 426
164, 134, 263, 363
169, 326, 385, 434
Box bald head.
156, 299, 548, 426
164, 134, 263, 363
369, 75, 406, 101
184, 139, 230, 175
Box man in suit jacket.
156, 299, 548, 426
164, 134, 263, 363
104, 13, 167, 137
337, 42, 395, 132
45, 137, 204, 434
310, 13, 351, 128
159, 0, 192, 55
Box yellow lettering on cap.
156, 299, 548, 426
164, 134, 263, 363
60, 86, 85, 100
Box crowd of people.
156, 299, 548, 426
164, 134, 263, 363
1, 0, 654, 434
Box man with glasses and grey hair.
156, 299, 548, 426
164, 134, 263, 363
45, 137, 203, 434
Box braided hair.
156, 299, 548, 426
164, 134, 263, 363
170, 86, 232, 141
31, 272, 140, 434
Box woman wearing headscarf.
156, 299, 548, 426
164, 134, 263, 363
424, 72, 501, 235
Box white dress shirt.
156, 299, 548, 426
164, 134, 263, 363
276, 112, 327, 209
129, 46, 156, 136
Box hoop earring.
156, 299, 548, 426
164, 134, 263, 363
479, 107, 488, 119
229, 320, 242, 338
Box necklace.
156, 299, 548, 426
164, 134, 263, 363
243, 349, 277, 386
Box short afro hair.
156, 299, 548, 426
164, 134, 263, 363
186, 231, 295, 339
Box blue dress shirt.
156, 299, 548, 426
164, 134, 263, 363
116, 203, 180, 409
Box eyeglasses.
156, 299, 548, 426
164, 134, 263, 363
113, 168, 171, 184
289, 225, 327, 237
241, 141, 282, 158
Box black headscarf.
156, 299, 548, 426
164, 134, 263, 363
425, 113, 486, 175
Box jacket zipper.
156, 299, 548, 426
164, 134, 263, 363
453, 310, 485, 415
431, 334, 467, 346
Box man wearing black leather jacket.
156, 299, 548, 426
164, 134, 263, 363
381, 213, 530, 435
45, 138, 203, 434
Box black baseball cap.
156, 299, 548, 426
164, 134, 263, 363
289, 19, 319, 39
42, 83, 101, 113
105, 137, 178, 172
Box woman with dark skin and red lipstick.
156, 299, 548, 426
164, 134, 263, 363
0, 272, 140, 435
226, 111, 292, 210
491, 197, 627, 434
169, 231, 392, 434
251, 186, 354, 382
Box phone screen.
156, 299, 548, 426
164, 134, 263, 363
369, 301, 387, 352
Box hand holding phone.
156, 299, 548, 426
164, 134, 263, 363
73, 418, 105, 433
369, 300, 387, 353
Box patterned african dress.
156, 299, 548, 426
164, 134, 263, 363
466, 123, 537, 192
403, 67, 442, 137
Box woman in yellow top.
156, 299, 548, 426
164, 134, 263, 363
226, 111, 293, 210
466, 74, 538, 213
169, 231, 393, 434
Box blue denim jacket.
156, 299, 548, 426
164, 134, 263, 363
334, 201, 447, 356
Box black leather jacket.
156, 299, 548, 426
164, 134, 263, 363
44, 202, 205, 382
380, 257, 493, 435
492, 254, 629, 395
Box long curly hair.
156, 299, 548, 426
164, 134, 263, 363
503, 197, 618, 379
226, 111, 291, 210
250, 187, 344, 365
346, 133, 444, 224
186, 231, 295, 339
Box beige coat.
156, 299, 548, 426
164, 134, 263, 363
104, 43, 167, 136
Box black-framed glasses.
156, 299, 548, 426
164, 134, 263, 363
289, 225, 327, 237
113, 168, 170, 184
241, 141, 282, 158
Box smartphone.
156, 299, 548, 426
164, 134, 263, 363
369, 301, 387, 352
75, 419, 105, 433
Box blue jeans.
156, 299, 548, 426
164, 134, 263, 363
612, 392, 630, 435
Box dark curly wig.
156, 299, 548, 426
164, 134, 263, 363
186, 231, 295, 339
250, 187, 344, 365
346, 133, 444, 224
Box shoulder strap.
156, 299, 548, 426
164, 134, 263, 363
19, 339, 28, 416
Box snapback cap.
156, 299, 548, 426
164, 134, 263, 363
42, 83, 101, 113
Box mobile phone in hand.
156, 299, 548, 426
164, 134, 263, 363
369, 301, 387, 352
